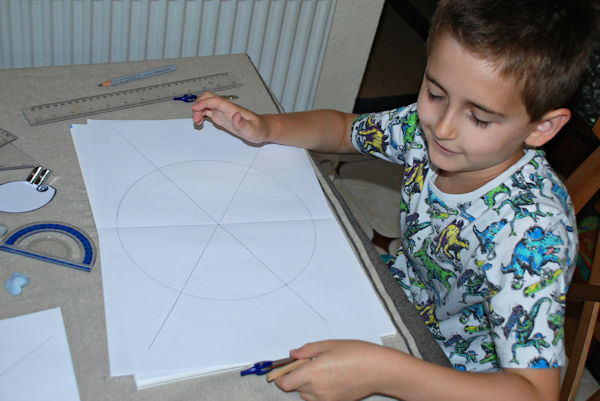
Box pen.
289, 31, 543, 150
240, 357, 310, 381
173, 94, 239, 102
98, 64, 176, 87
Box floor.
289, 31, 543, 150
316, 1, 600, 399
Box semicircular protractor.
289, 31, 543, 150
0, 222, 96, 271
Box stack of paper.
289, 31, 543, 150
70, 119, 395, 388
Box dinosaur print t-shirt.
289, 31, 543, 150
350, 104, 578, 372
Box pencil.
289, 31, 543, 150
266, 359, 310, 382
98, 64, 176, 87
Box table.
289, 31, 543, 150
0, 54, 448, 400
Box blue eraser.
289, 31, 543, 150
5, 272, 30, 296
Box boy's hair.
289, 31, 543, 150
427, 0, 599, 121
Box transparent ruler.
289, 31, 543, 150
22, 72, 242, 126
0, 127, 17, 148
0, 127, 36, 170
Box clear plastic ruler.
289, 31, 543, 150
0, 128, 36, 171
22, 72, 243, 126
0, 127, 17, 148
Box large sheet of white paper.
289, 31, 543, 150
0, 308, 80, 401
70, 119, 394, 387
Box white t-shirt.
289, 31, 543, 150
351, 104, 578, 371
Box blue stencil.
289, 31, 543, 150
0, 222, 95, 272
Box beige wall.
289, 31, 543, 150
313, 0, 385, 112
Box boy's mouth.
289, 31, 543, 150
432, 138, 456, 155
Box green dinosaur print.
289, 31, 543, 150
414, 238, 457, 303
482, 183, 511, 209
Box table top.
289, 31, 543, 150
0, 55, 447, 401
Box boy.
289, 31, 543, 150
192, 1, 599, 399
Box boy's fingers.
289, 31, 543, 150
290, 341, 328, 360
231, 111, 246, 130
273, 364, 310, 393
191, 92, 226, 111
196, 90, 214, 100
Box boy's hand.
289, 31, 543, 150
273, 340, 387, 401
273, 340, 560, 401
191, 91, 268, 143
193, 92, 358, 153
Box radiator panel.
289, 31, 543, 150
0, 0, 336, 111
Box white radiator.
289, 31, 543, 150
0, 0, 336, 112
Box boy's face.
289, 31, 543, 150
417, 31, 538, 192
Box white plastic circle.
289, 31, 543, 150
0, 181, 56, 213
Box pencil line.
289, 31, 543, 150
148, 226, 219, 349
216, 147, 326, 320
0, 334, 55, 377
112, 127, 218, 224
217, 147, 261, 224
220, 224, 325, 321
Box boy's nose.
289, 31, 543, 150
434, 109, 458, 140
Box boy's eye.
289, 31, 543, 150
427, 89, 444, 101
470, 113, 490, 128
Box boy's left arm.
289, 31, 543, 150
274, 339, 560, 401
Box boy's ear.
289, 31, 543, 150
525, 108, 571, 147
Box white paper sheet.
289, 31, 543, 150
70, 119, 395, 387
0, 308, 80, 401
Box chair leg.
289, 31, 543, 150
561, 301, 600, 401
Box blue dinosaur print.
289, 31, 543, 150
457, 269, 500, 304
426, 188, 459, 220
526, 173, 553, 200
501, 226, 563, 290
444, 334, 484, 364
459, 302, 504, 334
495, 190, 547, 235
546, 173, 571, 213
503, 297, 552, 363
528, 356, 559, 369
473, 219, 508, 259
405, 212, 432, 252
457, 202, 475, 223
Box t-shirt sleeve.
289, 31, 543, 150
350, 104, 423, 165
481, 213, 574, 369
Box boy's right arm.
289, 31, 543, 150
191, 91, 359, 154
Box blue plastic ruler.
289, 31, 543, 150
22, 72, 243, 126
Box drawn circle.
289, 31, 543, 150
116, 160, 317, 300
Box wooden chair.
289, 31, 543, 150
561, 118, 600, 401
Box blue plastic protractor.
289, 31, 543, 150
0, 222, 96, 272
